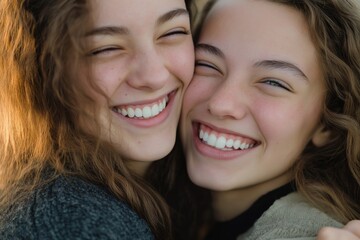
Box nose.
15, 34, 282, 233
127, 47, 170, 90
207, 82, 248, 120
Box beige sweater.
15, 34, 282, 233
237, 192, 343, 240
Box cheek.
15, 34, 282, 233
182, 78, 210, 114
255, 99, 322, 147
166, 42, 195, 87
252, 99, 298, 137
91, 62, 127, 97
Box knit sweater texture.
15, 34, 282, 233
0, 176, 154, 240
237, 192, 343, 240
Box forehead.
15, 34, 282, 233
202, 0, 312, 48
89, 0, 187, 27
199, 0, 322, 80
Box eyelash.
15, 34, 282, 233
195, 60, 222, 73
90, 46, 123, 56
162, 29, 190, 38
262, 79, 291, 91
195, 57, 293, 91
89, 27, 190, 56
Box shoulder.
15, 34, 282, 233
238, 192, 343, 240
0, 176, 154, 240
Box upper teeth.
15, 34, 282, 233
114, 96, 168, 119
199, 128, 254, 150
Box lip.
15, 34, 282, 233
192, 121, 259, 160
196, 120, 255, 138
111, 89, 178, 128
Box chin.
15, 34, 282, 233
187, 161, 233, 191
129, 137, 176, 162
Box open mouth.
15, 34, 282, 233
112, 91, 175, 120
197, 123, 259, 151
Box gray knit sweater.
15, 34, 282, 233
0, 176, 154, 240
237, 192, 343, 240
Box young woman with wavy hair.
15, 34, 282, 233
180, 0, 360, 239
0, 0, 196, 239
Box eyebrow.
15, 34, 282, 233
196, 43, 225, 59
195, 43, 308, 80
254, 60, 309, 80
85, 8, 189, 38
157, 8, 189, 25
85, 26, 129, 37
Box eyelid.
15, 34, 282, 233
88, 46, 124, 56
262, 78, 293, 92
195, 59, 223, 75
161, 27, 190, 38
195, 60, 219, 71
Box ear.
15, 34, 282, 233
311, 124, 332, 147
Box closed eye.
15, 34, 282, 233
262, 79, 292, 91
162, 29, 190, 38
195, 60, 223, 74
89, 46, 124, 56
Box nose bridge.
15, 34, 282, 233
208, 77, 248, 119
128, 43, 169, 90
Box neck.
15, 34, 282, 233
211, 172, 293, 221
126, 160, 152, 177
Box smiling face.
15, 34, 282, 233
71, 0, 194, 174
181, 0, 329, 197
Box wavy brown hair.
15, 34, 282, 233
271, 0, 360, 223
197, 0, 360, 224
0, 0, 199, 238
